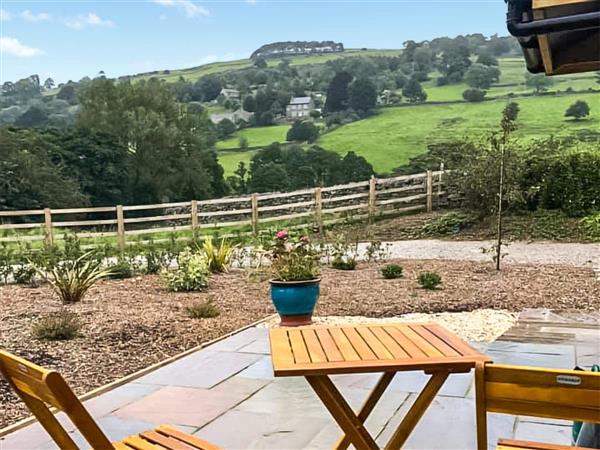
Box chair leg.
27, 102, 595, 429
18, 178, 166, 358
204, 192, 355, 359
475, 362, 488, 450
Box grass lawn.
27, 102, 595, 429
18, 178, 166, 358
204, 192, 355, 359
218, 150, 256, 174
317, 91, 600, 173
216, 124, 290, 150
422, 58, 599, 102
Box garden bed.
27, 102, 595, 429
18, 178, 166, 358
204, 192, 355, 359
2, 259, 599, 429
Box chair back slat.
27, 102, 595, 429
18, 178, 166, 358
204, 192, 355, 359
0, 350, 114, 449
484, 364, 600, 422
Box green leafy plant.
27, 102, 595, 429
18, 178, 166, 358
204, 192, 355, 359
420, 212, 474, 237
107, 255, 138, 279
382, 264, 403, 279
417, 271, 442, 290
271, 230, 320, 282
33, 310, 81, 341
0, 243, 15, 284
39, 251, 113, 303
162, 248, 209, 292
142, 239, 172, 274
200, 236, 234, 273
365, 239, 391, 262
582, 212, 600, 241
332, 257, 357, 270
186, 300, 220, 319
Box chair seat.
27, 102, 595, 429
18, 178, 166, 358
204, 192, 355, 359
497, 438, 584, 450
115, 425, 222, 450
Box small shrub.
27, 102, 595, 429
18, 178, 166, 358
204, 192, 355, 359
40, 251, 113, 303
162, 248, 209, 292
417, 271, 442, 289
382, 264, 403, 279
462, 88, 486, 102
332, 257, 357, 271
33, 311, 80, 341
107, 256, 136, 279
420, 212, 474, 237
186, 300, 220, 319
13, 263, 37, 286
200, 236, 234, 273
582, 212, 600, 241
0, 243, 14, 284
143, 242, 171, 274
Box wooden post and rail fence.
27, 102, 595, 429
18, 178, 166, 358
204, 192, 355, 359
0, 170, 445, 249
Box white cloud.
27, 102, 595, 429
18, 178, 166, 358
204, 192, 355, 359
66, 13, 115, 30
21, 10, 52, 23
0, 8, 12, 21
0, 37, 44, 57
153, 0, 209, 18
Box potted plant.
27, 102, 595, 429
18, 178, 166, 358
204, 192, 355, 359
269, 230, 321, 326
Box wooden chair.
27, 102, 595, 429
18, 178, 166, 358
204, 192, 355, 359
475, 362, 600, 450
0, 349, 222, 449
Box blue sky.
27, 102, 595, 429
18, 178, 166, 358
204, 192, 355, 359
1, 0, 508, 84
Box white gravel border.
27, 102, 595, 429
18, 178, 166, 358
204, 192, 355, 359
260, 309, 518, 343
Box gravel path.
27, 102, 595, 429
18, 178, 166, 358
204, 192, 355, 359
355, 239, 600, 269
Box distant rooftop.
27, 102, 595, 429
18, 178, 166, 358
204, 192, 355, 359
289, 96, 312, 105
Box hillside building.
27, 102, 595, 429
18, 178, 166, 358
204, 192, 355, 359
286, 96, 314, 119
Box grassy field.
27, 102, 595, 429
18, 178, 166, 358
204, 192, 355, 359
317, 92, 600, 173
216, 124, 290, 150
422, 58, 599, 102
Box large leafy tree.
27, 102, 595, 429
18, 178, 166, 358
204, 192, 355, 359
348, 78, 377, 113
77, 77, 224, 203
0, 127, 88, 210
324, 71, 353, 112
402, 77, 428, 103
464, 63, 500, 90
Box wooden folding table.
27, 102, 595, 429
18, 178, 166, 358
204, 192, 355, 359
269, 323, 491, 450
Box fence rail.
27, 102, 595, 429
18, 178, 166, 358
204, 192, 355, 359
0, 170, 445, 248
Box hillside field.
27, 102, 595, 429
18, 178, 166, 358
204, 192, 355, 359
214, 54, 599, 175
217, 91, 600, 175
134, 49, 402, 83
216, 124, 290, 150
318, 92, 600, 173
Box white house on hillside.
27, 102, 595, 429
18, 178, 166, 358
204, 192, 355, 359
286, 96, 314, 119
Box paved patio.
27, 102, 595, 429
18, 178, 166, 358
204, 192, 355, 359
1, 311, 598, 450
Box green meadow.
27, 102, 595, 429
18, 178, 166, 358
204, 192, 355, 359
317, 92, 600, 173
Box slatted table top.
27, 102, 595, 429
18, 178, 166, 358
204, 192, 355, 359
269, 323, 491, 376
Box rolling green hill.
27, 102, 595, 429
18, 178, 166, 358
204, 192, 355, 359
318, 92, 600, 173
213, 54, 599, 175
133, 49, 402, 83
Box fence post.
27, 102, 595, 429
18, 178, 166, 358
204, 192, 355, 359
314, 187, 323, 234
251, 193, 258, 235
426, 170, 433, 212
368, 176, 377, 222
43, 208, 53, 245
190, 200, 198, 230
116, 205, 125, 250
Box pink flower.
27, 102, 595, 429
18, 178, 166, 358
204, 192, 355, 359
276, 230, 288, 240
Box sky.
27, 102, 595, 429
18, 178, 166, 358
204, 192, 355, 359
1, 0, 509, 84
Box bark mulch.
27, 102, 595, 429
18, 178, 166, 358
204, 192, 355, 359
1, 260, 598, 429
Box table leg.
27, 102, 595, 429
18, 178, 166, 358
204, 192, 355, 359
335, 372, 396, 450
384, 371, 449, 450
306, 375, 380, 450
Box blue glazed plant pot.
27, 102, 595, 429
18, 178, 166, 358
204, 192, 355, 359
269, 278, 321, 327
